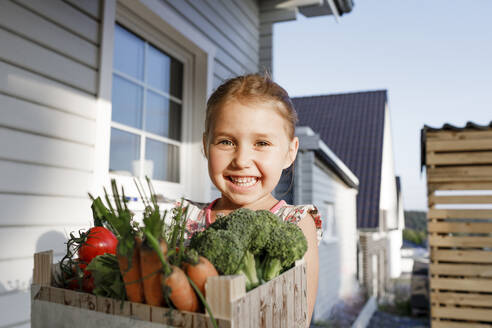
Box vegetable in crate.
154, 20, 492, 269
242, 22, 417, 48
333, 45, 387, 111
91, 180, 145, 303
86, 253, 126, 300
190, 208, 308, 290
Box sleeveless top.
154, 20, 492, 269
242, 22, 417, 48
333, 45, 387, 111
175, 199, 323, 244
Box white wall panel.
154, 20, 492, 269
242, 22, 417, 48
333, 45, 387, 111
0, 128, 94, 172
0, 1, 99, 69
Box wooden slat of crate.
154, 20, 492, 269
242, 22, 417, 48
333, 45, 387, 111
432, 320, 492, 328
427, 138, 492, 152
428, 222, 492, 233
429, 195, 492, 205
431, 292, 492, 307
429, 236, 492, 248
429, 182, 492, 191
430, 263, 492, 277
426, 130, 492, 141
427, 152, 492, 166
433, 250, 492, 263
428, 209, 492, 219
427, 166, 492, 182
431, 277, 492, 292
432, 306, 492, 322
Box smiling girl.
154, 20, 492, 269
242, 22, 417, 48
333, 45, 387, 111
183, 73, 321, 325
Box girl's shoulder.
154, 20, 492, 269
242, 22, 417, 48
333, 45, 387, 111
273, 203, 323, 243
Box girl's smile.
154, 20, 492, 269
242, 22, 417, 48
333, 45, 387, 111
204, 99, 298, 211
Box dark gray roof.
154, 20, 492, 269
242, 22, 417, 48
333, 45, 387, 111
420, 121, 492, 169
292, 90, 387, 229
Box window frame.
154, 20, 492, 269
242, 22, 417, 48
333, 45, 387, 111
108, 7, 194, 199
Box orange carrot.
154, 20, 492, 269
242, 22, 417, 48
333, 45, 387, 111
118, 237, 144, 303
163, 265, 199, 312
140, 239, 168, 306
183, 256, 218, 297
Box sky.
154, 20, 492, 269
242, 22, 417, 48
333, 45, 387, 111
273, 0, 492, 211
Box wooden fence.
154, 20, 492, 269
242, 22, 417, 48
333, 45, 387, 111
424, 127, 492, 327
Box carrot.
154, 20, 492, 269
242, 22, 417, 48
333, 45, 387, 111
118, 237, 144, 303
140, 239, 167, 306
163, 265, 199, 312
183, 256, 218, 297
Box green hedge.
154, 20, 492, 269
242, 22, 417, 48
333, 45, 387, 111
402, 228, 427, 246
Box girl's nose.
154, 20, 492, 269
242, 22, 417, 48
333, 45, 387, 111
232, 145, 253, 168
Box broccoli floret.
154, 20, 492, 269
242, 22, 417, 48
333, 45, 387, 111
189, 228, 259, 290
261, 221, 308, 282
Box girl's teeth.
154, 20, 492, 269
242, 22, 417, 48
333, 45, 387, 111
230, 177, 257, 187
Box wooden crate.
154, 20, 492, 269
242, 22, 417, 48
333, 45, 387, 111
424, 127, 492, 327
31, 251, 308, 328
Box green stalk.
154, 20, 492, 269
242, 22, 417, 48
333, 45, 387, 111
187, 276, 218, 328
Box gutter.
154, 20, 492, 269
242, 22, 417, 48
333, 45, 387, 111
297, 126, 359, 189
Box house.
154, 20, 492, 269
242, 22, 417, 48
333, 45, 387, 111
292, 90, 404, 299
274, 126, 359, 321
0, 0, 354, 326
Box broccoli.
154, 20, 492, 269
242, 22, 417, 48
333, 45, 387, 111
260, 221, 308, 282
189, 208, 308, 291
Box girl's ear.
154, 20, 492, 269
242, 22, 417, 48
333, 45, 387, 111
202, 133, 209, 158
284, 136, 299, 169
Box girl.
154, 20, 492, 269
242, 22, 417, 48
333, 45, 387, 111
183, 73, 321, 325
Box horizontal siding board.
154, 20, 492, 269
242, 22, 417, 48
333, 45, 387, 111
64, 0, 101, 20
428, 222, 492, 233
232, 0, 259, 27
429, 181, 492, 191
430, 195, 492, 204
0, 128, 94, 171
0, 0, 98, 68
433, 250, 492, 263
0, 93, 96, 145
205, 0, 258, 45
429, 235, 492, 248
430, 263, 492, 278
0, 27, 97, 94
0, 160, 92, 197
214, 59, 236, 81
188, 0, 258, 58
0, 194, 91, 226
432, 306, 492, 322
427, 166, 492, 182
0, 226, 85, 260
427, 151, 492, 166
0, 61, 97, 120
427, 138, 492, 152
14, 0, 100, 44
431, 277, 492, 292
165, 0, 257, 73
428, 209, 492, 219
426, 130, 492, 140
0, 257, 33, 294
0, 290, 30, 327
222, 0, 258, 33
431, 292, 492, 307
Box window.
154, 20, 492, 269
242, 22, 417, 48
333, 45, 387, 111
321, 202, 336, 242
109, 24, 183, 183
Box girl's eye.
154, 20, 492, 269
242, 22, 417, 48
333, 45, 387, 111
255, 141, 270, 147
218, 139, 234, 146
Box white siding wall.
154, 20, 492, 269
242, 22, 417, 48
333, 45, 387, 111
0, 1, 101, 326
0, 0, 261, 326
379, 105, 402, 278
163, 0, 259, 90
295, 152, 358, 321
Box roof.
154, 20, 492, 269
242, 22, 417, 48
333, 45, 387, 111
420, 121, 492, 169
296, 127, 359, 189
292, 90, 387, 229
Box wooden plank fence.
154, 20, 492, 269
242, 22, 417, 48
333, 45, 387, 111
424, 126, 492, 327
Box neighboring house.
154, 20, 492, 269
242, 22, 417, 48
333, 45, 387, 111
0, 0, 353, 326
275, 126, 359, 321
292, 90, 404, 299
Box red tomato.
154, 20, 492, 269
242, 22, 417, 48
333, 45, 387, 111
78, 227, 117, 264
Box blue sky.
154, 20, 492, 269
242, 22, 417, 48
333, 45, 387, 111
273, 0, 492, 210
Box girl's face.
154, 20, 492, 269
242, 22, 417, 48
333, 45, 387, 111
205, 100, 299, 210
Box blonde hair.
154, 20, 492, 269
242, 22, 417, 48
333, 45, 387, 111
204, 73, 298, 141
